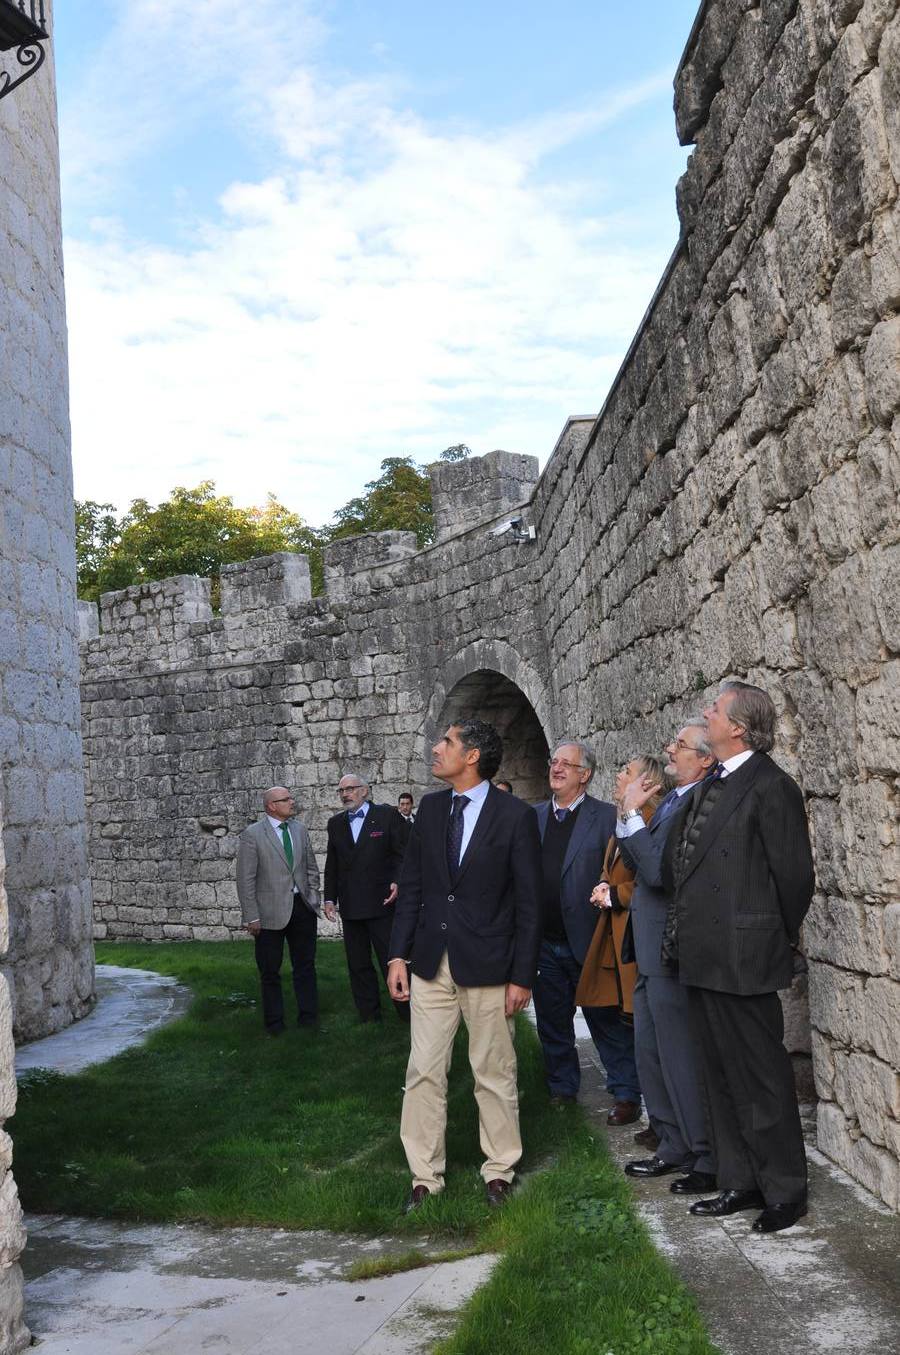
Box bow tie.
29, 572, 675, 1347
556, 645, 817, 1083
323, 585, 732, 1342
348, 809, 365, 820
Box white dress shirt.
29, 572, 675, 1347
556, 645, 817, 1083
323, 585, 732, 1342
347, 799, 370, 842
452, 779, 491, 860
551, 791, 587, 816
719, 749, 755, 777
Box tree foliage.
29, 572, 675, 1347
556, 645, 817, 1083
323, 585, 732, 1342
76, 483, 324, 601
75, 444, 471, 602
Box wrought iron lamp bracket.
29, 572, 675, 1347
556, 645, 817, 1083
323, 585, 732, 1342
0, 2, 48, 104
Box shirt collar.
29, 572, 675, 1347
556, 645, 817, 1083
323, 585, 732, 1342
348, 800, 370, 817
551, 791, 586, 815
267, 814, 289, 832
674, 778, 702, 797
453, 779, 490, 807
720, 749, 755, 777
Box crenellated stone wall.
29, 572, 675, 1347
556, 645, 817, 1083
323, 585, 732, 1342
80, 0, 900, 1209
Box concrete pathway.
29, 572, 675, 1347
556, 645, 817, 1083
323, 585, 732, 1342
576, 1022, 900, 1355
16, 966, 192, 1076
22, 1215, 495, 1355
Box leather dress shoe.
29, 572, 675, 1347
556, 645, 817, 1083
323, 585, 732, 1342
549, 1093, 577, 1107
486, 1178, 513, 1207
752, 1202, 807, 1233
690, 1189, 765, 1217
670, 1170, 718, 1195
607, 1100, 641, 1127
634, 1127, 660, 1151
404, 1185, 431, 1213
624, 1156, 681, 1179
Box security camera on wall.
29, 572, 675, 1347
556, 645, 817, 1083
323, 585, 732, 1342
488, 517, 536, 543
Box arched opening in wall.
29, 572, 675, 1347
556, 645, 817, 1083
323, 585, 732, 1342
435, 670, 550, 803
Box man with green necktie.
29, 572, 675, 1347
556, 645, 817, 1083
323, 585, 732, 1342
237, 787, 322, 1035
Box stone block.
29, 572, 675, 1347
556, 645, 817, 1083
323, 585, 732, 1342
864, 316, 900, 426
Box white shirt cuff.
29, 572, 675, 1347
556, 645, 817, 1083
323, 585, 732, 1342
616, 813, 644, 838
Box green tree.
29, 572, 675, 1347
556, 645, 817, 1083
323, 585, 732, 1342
75, 500, 120, 599
329, 457, 435, 546
439, 443, 471, 462
76, 483, 324, 601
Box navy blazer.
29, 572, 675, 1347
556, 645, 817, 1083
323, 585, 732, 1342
389, 783, 542, 988
323, 802, 405, 921
534, 794, 616, 965
661, 753, 814, 994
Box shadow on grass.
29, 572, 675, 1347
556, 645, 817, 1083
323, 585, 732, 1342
14, 941, 720, 1354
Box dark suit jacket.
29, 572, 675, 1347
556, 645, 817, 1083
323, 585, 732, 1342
661, 753, 814, 995
534, 795, 616, 965
324, 802, 405, 920
389, 784, 542, 988
394, 810, 415, 851
618, 794, 686, 978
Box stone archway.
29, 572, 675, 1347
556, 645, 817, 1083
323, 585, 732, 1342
434, 669, 551, 802
420, 642, 554, 802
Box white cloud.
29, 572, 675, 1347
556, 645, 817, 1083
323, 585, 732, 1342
62, 2, 680, 525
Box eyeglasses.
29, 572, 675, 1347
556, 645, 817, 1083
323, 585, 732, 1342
547, 758, 586, 772
672, 740, 704, 754
338, 785, 365, 792
269, 796, 293, 803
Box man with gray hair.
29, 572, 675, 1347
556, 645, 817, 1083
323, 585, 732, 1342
615, 722, 717, 1191
662, 681, 814, 1233
324, 773, 407, 1023
532, 740, 641, 1123
236, 788, 322, 1035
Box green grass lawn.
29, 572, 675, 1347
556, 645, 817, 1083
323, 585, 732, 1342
14, 941, 719, 1354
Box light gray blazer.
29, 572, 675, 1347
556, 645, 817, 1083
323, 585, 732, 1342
236, 817, 321, 929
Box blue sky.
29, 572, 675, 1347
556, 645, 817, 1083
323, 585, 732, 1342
55, 0, 700, 526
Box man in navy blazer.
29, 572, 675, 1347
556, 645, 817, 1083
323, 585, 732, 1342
533, 740, 641, 1124
388, 719, 542, 1209
616, 721, 717, 1191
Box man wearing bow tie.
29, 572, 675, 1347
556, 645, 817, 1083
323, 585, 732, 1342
236, 787, 322, 1035
324, 773, 407, 1023
387, 720, 542, 1210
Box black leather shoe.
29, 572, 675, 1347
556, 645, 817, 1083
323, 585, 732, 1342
670, 1171, 718, 1195
624, 1156, 681, 1179
404, 1185, 431, 1213
752, 1202, 807, 1232
690, 1189, 765, 1216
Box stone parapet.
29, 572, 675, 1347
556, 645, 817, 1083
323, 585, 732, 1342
220, 552, 311, 617
323, 531, 419, 602
429, 451, 539, 543
99, 575, 213, 638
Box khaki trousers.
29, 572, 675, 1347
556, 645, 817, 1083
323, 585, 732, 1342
400, 952, 522, 1192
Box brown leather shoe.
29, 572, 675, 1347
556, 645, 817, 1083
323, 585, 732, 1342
485, 1178, 513, 1207
607, 1100, 641, 1127
634, 1126, 660, 1150
404, 1185, 431, 1213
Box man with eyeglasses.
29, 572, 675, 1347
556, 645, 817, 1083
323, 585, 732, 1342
324, 773, 408, 1023
532, 741, 641, 1124
236, 787, 322, 1036
615, 723, 718, 1192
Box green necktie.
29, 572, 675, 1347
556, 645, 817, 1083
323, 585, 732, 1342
279, 822, 294, 869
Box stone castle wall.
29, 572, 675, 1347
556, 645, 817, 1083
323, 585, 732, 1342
0, 2, 93, 1045
1, 2, 80, 1345
80, 0, 900, 1209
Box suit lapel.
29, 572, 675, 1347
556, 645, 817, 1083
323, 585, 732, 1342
452, 786, 499, 886
535, 800, 550, 842
262, 819, 291, 874
561, 797, 596, 877
679, 755, 763, 882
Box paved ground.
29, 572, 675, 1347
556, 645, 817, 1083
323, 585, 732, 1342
15, 966, 192, 1076
22, 1215, 495, 1355
14, 973, 900, 1354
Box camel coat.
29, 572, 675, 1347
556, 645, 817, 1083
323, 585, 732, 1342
574, 805, 654, 1014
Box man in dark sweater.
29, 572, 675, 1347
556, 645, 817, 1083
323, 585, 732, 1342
533, 741, 641, 1122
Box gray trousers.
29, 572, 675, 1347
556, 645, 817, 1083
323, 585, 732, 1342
633, 972, 714, 1174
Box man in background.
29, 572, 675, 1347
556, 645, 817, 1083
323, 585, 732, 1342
324, 773, 407, 1023
236, 787, 321, 1035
